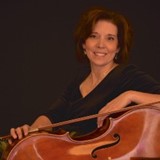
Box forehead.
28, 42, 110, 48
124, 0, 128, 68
92, 20, 118, 34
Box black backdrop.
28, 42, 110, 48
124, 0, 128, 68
1, 0, 160, 135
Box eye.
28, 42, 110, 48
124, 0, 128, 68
89, 34, 98, 39
107, 36, 115, 41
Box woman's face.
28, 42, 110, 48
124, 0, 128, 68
83, 20, 119, 68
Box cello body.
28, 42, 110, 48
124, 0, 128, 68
4, 103, 160, 160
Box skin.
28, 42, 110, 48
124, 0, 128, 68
9, 115, 52, 144
9, 20, 160, 144
80, 20, 119, 97
97, 91, 160, 128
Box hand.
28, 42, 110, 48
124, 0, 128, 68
8, 124, 30, 144
8, 115, 52, 144
97, 91, 132, 128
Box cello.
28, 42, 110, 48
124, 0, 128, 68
1, 101, 160, 160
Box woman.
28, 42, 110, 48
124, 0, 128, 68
9, 6, 160, 143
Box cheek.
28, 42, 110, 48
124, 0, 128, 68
83, 40, 94, 50
109, 44, 119, 53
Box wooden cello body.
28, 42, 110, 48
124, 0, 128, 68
3, 103, 160, 160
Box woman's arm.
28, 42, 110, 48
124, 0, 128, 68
97, 90, 160, 127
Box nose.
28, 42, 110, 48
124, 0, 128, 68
96, 38, 106, 48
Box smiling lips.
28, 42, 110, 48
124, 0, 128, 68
93, 51, 107, 56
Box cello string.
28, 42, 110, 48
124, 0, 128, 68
1, 100, 160, 140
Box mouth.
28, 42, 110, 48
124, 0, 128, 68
93, 51, 107, 56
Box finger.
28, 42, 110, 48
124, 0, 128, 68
97, 116, 105, 128
97, 119, 102, 128
22, 124, 30, 136
8, 138, 13, 145
10, 128, 18, 139
14, 127, 24, 140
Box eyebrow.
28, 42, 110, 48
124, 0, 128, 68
92, 32, 117, 37
107, 34, 117, 37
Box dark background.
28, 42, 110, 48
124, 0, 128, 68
0, 0, 160, 135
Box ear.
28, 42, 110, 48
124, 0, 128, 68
82, 43, 86, 50
116, 47, 120, 53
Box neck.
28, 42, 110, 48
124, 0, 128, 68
89, 63, 118, 84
